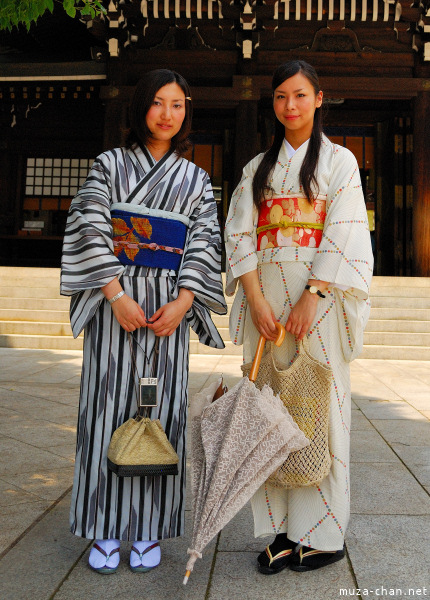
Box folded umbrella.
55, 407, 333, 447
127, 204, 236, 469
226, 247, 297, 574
183, 323, 309, 584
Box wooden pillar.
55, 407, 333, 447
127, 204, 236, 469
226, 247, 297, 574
375, 120, 395, 275
102, 95, 129, 151
412, 92, 430, 276
233, 100, 259, 187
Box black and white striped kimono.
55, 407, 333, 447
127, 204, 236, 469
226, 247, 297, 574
61, 146, 227, 541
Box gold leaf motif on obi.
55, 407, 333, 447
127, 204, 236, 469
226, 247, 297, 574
112, 217, 130, 236
297, 197, 314, 214
131, 217, 152, 239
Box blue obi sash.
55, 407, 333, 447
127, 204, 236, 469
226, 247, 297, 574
110, 204, 189, 271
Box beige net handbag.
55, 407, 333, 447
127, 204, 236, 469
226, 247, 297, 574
242, 335, 332, 489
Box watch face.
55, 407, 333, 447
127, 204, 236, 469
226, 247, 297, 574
310, 286, 318, 294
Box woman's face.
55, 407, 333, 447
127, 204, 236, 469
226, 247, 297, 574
273, 72, 323, 141
145, 82, 186, 146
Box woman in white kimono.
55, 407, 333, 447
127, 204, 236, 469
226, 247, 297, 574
225, 61, 373, 574
61, 69, 226, 574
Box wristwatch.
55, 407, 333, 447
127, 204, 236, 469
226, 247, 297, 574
305, 284, 326, 299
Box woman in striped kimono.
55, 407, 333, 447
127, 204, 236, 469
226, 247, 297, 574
225, 61, 373, 574
61, 69, 226, 574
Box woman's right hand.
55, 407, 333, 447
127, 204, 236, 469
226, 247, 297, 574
110, 294, 147, 332
248, 294, 278, 341
239, 270, 278, 341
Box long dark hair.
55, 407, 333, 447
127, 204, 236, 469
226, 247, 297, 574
252, 61, 323, 207
125, 69, 192, 156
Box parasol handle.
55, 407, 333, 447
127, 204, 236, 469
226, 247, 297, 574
183, 569, 191, 585
184, 548, 201, 585
249, 322, 285, 382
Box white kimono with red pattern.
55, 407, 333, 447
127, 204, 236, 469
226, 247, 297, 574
225, 135, 373, 550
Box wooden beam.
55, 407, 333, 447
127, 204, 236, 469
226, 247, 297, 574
236, 75, 429, 100
100, 76, 430, 109
0, 62, 107, 81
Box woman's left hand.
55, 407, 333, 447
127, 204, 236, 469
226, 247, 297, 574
285, 291, 319, 340
147, 288, 194, 337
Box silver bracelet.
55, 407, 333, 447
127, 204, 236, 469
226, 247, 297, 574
108, 290, 125, 305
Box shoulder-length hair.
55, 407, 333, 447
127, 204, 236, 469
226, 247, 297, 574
125, 69, 192, 156
252, 60, 323, 208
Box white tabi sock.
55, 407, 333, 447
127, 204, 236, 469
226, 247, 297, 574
89, 539, 120, 570
130, 540, 161, 568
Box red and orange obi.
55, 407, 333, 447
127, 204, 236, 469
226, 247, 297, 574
256, 196, 326, 251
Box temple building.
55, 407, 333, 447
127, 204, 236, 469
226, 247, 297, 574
1, 0, 429, 275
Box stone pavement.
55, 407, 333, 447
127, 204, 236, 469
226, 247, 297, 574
0, 348, 429, 600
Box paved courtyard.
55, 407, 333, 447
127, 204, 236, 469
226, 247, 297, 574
0, 348, 429, 600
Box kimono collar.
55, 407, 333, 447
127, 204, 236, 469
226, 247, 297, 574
126, 146, 180, 205
284, 138, 308, 159
133, 145, 173, 172
270, 138, 310, 194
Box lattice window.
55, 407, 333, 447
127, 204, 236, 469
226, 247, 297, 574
25, 158, 93, 197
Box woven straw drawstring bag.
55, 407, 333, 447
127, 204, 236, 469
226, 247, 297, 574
107, 335, 179, 477
242, 335, 332, 488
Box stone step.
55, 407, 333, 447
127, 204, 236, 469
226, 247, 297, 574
212, 313, 230, 327
370, 296, 430, 309
0, 268, 428, 289
213, 311, 430, 328
369, 285, 430, 298
2, 333, 429, 359
360, 344, 430, 360
0, 333, 83, 351
4, 297, 426, 319
1, 269, 429, 358
1, 306, 429, 329
0, 309, 70, 323
365, 319, 430, 333
0, 308, 229, 328
3, 320, 430, 347
190, 328, 229, 341
0, 266, 61, 280
0, 321, 74, 336
0, 333, 239, 353
215, 310, 430, 329
369, 276, 430, 288
0, 297, 70, 311
189, 339, 242, 355
1, 286, 63, 299
364, 331, 430, 346
368, 307, 430, 321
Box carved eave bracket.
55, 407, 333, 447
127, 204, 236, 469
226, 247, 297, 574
149, 26, 215, 50
85, 0, 430, 64
421, 2, 430, 61
295, 21, 380, 54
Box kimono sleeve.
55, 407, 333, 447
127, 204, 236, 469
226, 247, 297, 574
177, 173, 227, 348
60, 152, 125, 337
224, 155, 261, 297
310, 146, 374, 361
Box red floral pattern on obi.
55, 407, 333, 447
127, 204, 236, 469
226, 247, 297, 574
257, 197, 326, 250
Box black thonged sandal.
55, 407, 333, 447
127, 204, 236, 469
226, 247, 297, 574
289, 544, 345, 572
257, 536, 297, 575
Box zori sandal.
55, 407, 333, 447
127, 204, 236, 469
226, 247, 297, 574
130, 542, 161, 573
88, 543, 120, 574
257, 536, 297, 575
289, 545, 345, 571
